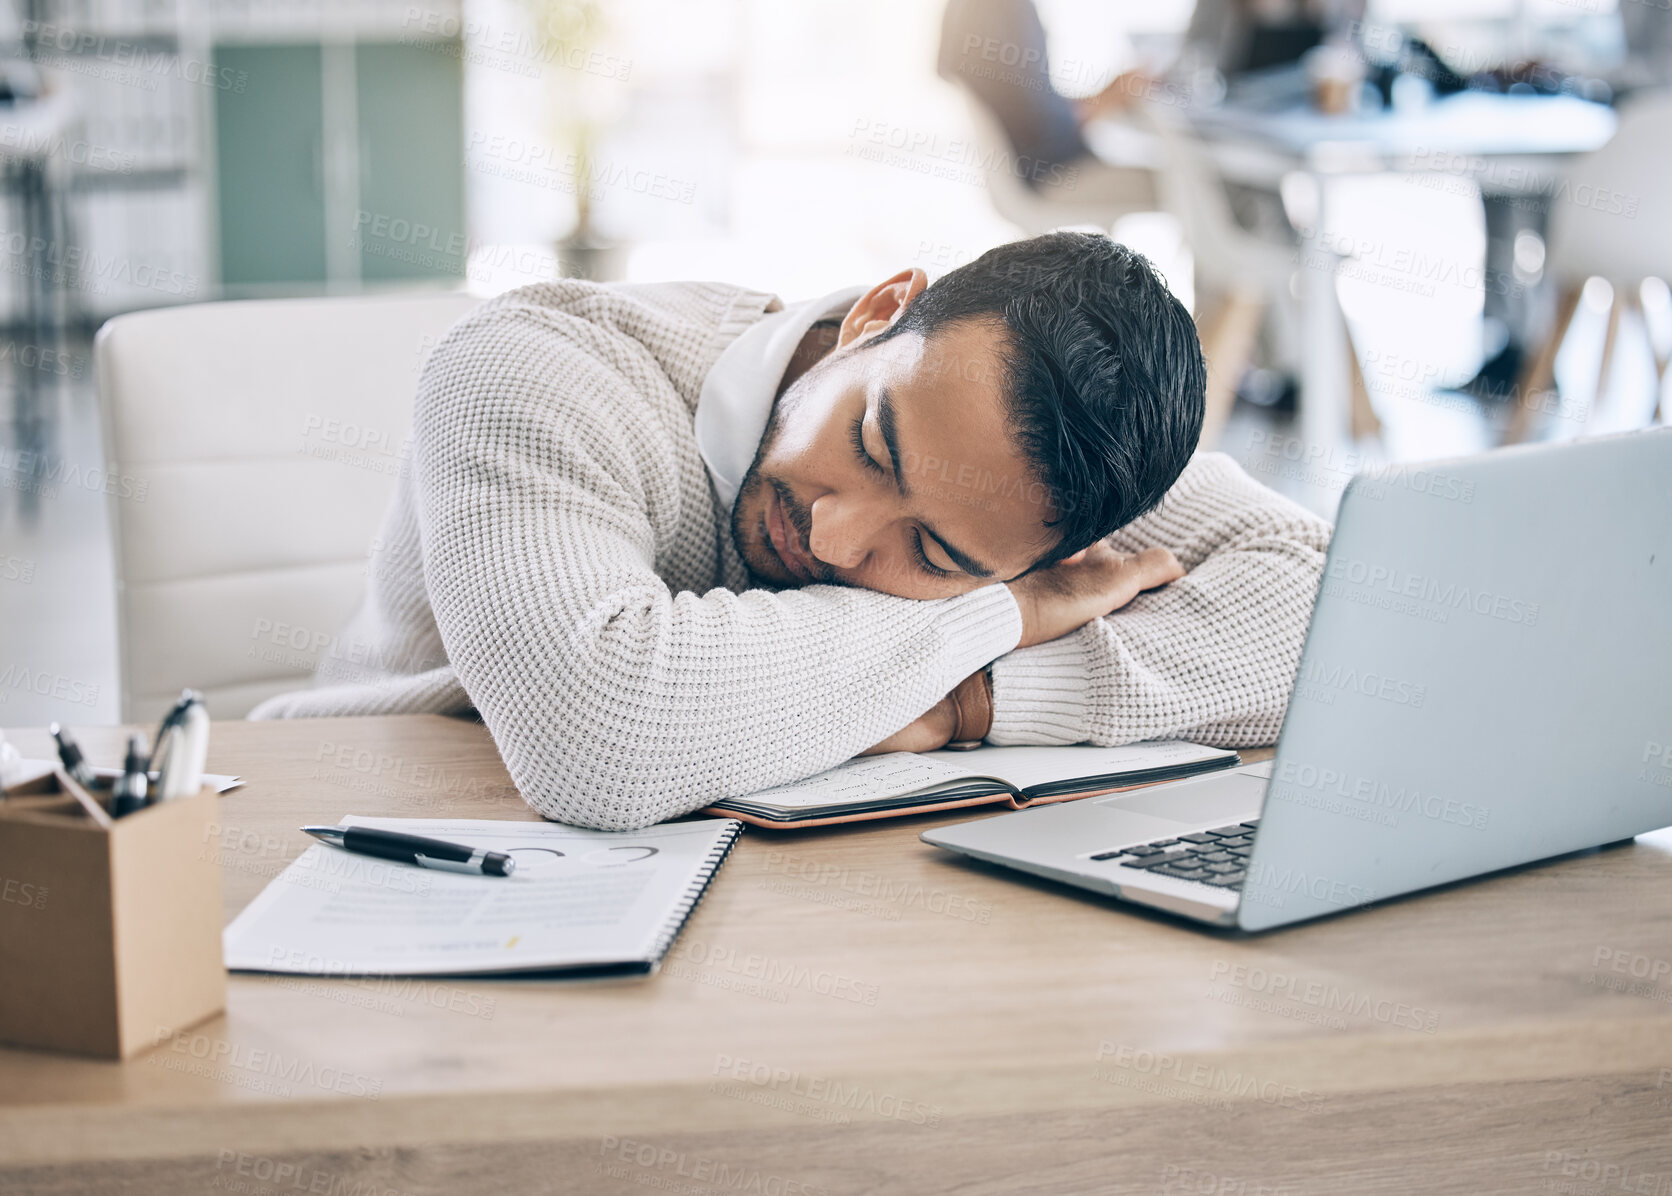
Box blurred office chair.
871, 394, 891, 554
1507, 92, 1672, 442
1146, 105, 1379, 448
961, 95, 1157, 237
95, 292, 479, 723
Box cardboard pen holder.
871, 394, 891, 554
0, 768, 225, 1059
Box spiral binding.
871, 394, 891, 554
648, 819, 745, 966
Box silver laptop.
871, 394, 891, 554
923, 428, 1672, 930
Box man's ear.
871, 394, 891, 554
838, 268, 929, 348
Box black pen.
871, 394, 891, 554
112, 735, 148, 818
301, 826, 516, 877
49, 723, 97, 790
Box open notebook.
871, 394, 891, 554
700, 741, 1240, 828
223, 816, 741, 977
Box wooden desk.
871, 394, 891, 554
3, 715, 1670, 1195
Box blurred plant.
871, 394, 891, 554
519, 0, 613, 242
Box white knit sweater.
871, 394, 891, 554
250, 280, 1332, 830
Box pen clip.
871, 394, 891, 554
151, 692, 208, 800
147, 689, 200, 773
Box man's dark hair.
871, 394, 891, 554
869, 230, 1205, 568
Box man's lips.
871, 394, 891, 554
765, 487, 818, 581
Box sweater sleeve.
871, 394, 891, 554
414, 299, 1022, 830
986, 452, 1331, 749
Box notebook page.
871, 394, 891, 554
730, 752, 985, 811
222, 816, 738, 975
917, 741, 1236, 792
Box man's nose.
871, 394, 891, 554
807, 493, 885, 571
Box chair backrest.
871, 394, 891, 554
1548, 90, 1672, 286
1143, 103, 1267, 291
95, 292, 480, 723
959, 93, 1064, 237
957, 91, 1151, 236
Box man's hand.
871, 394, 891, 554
1006, 544, 1184, 649
1075, 70, 1158, 122
859, 667, 994, 756
858, 694, 959, 756
861, 544, 1186, 755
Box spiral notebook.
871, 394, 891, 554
222, 816, 742, 977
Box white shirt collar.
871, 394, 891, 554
695, 286, 866, 516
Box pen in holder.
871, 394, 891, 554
0, 766, 225, 1059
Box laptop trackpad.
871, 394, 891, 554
1096, 773, 1268, 823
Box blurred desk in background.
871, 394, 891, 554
2, 715, 1670, 1195
1093, 92, 1618, 454
1188, 91, 1617, 170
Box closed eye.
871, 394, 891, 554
850, 415, 886, 475
853, 414, 955, 580
912, 528, 954, 578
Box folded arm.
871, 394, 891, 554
414, 300, 1022, 830
987, 452, 1332, 749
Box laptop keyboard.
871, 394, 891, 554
1088, 821, 1259, 888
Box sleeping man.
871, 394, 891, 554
251, 231, 1332, 829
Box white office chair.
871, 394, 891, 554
95, 291, 480, 723
1508, 91, 1672, 442
960, 93, 1157, 236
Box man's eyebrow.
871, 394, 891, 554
878, 387, 996, 579
877, 386, 910, 496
